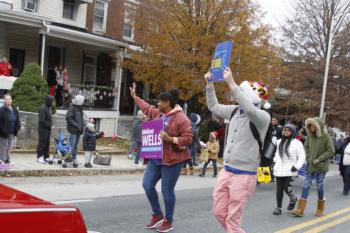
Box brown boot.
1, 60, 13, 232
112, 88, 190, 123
315, 200, 325, 217
181, 168, 188, 175
292, 199, 307, 217
189, 167, 194, 175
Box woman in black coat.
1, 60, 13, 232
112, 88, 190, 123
339, 136, 350, 196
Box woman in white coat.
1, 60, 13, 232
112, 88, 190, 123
273, 124, 306, 215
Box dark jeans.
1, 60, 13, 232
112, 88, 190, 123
276, 176, 295, 208
301, 172, 326, 200
341, 168, 350, 193
202, 159, 217, 175
37, 127, 51, 159
69, 134, 81, 160
134, 142, 141, 164
142, 160, 183, 223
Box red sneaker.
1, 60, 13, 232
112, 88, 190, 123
146, 214, 164, 229
157, 219, 173, 233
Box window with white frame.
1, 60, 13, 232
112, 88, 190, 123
63, 0, 76, 20
123, 3, 135, 40
93, 0, 108, 32
22, 0, 38, 12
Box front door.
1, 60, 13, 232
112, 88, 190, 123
9, 48, 25, 77
46, 46, 65, 85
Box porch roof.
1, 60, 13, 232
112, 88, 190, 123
45, 25, 128, 50
0, 9, 50, 28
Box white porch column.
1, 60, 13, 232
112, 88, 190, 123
114, 49, 124, 135
40, 33, 46, 74
0, 22, 8, 58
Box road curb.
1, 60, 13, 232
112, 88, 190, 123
11, 150, 126, 156
0, 167, 220, 178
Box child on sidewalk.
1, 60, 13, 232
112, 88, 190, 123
199, 132, 220, 177
83, 123, 104, 168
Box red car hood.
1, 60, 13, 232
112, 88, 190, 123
0, 184, 53, 208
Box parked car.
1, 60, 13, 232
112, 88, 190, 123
0, 184, 89, 233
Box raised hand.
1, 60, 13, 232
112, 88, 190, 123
130, 82, 137, 98
204, 71, 213, 84
223, 67, 237, 90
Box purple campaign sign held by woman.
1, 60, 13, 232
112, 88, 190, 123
141, 119, 164, 159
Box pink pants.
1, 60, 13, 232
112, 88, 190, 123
213, 169, 257, 233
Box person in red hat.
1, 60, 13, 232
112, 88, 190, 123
199, 131, 220, 177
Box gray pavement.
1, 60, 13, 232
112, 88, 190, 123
1, 165, 349, 233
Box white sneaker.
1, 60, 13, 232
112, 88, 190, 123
128, 154, 134, 159
37, 157, 48, 164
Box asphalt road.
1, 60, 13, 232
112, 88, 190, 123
75, 171, 349, 233
2, 166, 349, 233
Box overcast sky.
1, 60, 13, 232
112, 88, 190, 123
257, 0, 295, 28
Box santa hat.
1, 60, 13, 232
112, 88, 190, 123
209, 131, 218, 139
239, 81, 271, 110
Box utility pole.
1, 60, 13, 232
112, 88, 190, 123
319, 9, 335, 119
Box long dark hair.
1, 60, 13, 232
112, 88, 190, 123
279, 136, 292, 158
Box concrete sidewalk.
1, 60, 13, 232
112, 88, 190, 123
0, 153, 221, 177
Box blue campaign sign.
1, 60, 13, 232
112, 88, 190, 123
210, 41, 233, 82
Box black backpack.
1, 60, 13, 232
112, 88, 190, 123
230, 108, 275, 160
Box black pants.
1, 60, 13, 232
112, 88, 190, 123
183, 159, 193, 168
55, 85, 63, 107
202, 159, 217, 175
276, 176, 295, 208
37, 127, 51, 159
342, 172, 350, 192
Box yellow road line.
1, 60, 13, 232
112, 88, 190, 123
304, 215, 350, 233
274, 207, 350, 233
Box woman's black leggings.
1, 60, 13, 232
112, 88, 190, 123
276, 176, 295, 208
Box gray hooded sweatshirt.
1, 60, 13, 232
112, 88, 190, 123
206, 85, 270, 172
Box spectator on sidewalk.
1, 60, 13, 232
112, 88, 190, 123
66, 95, 85, 168
37, 95, 54, 164
0, 94, 21, 164
205, 68, 270, 233
339, 135, 350, 196
292, 117, 335, 217
83, 123, 104, 168
127, 110, 146, 167
182, 113, 201, 175
130, 83, 193, 233
273, 124, 306, 216
296, 128, 307, 144
199, 131, 219, 178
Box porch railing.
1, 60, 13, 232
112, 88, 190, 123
65, 84, 116, 109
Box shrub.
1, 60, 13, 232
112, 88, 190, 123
10, 63, 49, 113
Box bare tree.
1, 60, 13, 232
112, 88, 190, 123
279, 0, 350, 128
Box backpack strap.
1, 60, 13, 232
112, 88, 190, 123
230, 107, 239, 120
250, 122, 263, 156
